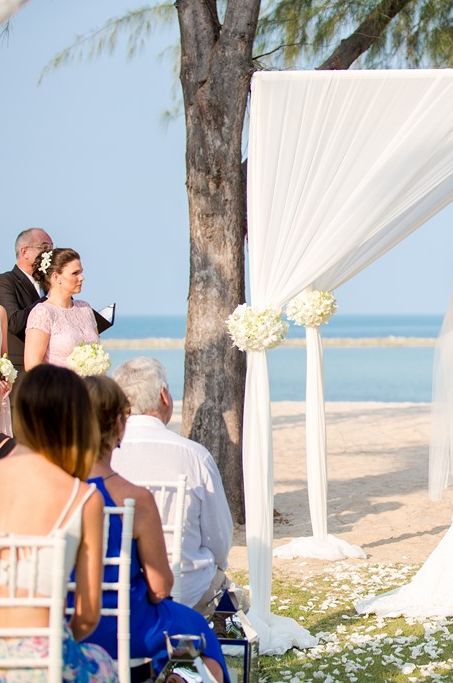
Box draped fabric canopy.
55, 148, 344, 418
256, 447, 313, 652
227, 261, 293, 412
244, 69, 453, 653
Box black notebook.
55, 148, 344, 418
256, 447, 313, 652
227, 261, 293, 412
94, 303, 116, 334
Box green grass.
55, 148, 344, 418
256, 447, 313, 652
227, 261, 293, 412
230, 563, 453, 682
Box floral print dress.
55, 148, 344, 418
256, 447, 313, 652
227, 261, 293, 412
0, 623, 118, 682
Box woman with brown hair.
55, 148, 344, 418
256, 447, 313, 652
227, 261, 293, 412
83, 374, 229, 683
24, 248, 99, 370
0, 364, 117, 681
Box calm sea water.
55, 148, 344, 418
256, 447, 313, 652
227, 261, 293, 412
104, 314, 443, 403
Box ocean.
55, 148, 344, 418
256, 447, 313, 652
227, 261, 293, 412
103, 314, 443, 403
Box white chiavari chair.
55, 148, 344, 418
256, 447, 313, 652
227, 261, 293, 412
133, 475, 187, 603
0, 530, 66, 683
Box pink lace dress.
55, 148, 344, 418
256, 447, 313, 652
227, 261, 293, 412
26, 300, 99, 367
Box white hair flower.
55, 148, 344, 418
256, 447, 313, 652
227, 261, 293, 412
226, 304, 288, 352
286, 289, 337, 328
38, 250, 53, 274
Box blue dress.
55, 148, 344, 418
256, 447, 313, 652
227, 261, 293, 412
82, 477, 230, 681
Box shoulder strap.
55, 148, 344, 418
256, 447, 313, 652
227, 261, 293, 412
56, 482, 97, 531
50, 478, 81, 532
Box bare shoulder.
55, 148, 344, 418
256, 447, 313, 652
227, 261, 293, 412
81, 486, 104, 519
107, 475, 155, 510
118, 478, 154, 507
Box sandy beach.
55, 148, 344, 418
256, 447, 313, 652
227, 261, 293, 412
172, 401, 453, 575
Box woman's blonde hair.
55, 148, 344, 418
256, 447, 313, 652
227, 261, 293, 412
13, 365, 99, 479
84, 375, 130, 459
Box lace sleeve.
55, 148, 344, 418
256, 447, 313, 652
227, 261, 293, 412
26, 304, 52, 334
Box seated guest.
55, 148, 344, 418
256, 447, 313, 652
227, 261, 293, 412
83, 375, 230, 683
112, 357, 234, 616
0, 365, 117, 682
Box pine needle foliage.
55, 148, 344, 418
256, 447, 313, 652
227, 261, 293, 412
39, 3, 174, 84
255, 0, 453, 69
41, 2, 453, 82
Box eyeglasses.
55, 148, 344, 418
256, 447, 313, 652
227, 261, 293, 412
24, 243, 53, 251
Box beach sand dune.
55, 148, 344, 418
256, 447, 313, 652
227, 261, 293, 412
172, 401, 453, 576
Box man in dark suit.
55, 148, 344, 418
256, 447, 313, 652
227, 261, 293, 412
0, 228, 53, 373
0, 228, 113, 374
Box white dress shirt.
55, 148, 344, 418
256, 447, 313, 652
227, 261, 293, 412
111, 415, 233, 607
19, 267, 42, 296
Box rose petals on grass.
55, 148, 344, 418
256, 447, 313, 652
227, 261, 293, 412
252, 562, 453, 682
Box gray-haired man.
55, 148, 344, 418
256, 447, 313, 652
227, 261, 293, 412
0, 228, 53, 373
112, 356, 233, 617
0, 228, 113, 374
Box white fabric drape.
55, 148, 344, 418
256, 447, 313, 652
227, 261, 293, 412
429, 292, 453, 499
245, 69, 453, 653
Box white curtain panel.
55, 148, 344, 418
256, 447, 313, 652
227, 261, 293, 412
245, 69, 453, 653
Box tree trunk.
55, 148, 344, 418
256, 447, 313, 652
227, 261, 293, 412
176, 0, 260, 523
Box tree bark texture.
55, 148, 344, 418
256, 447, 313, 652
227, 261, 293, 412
176, 0, 260, 523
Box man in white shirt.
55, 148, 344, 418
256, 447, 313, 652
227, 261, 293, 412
112, 356, 234, 616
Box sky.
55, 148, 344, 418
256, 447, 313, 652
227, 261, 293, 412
2, 0, 453, 317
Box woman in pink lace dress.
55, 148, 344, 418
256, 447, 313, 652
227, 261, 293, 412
24, 248, 99, 370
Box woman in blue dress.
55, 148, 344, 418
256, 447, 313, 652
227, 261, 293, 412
82, 374, 230, 683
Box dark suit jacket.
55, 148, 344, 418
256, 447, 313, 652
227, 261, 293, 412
0, 265, 41, 373
0, 265, 112, 373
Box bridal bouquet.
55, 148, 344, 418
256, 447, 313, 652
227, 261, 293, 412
286, 289, 337, 328
0, 354, 18, 385
226, 303, 288, 352
67, 343, 111, 377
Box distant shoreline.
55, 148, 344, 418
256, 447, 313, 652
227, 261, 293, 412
103, 336, 436, 350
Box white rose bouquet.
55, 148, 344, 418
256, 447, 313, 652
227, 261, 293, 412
67, 343, 111, 377
286, 289, 337, 328
226, 304, 288, 352
0, 354, 18, 386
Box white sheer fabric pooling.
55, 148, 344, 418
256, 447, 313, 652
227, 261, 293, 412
245, 69, 453, 653
355, 521, 453, 618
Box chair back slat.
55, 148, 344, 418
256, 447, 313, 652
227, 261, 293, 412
29, 546, 38, 597
132, 475, 187, 603
66, 498, 135, 683
0, 531, 66, 683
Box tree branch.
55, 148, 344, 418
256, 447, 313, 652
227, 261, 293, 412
253, 40, 306, 61
318, 0, 415, 70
